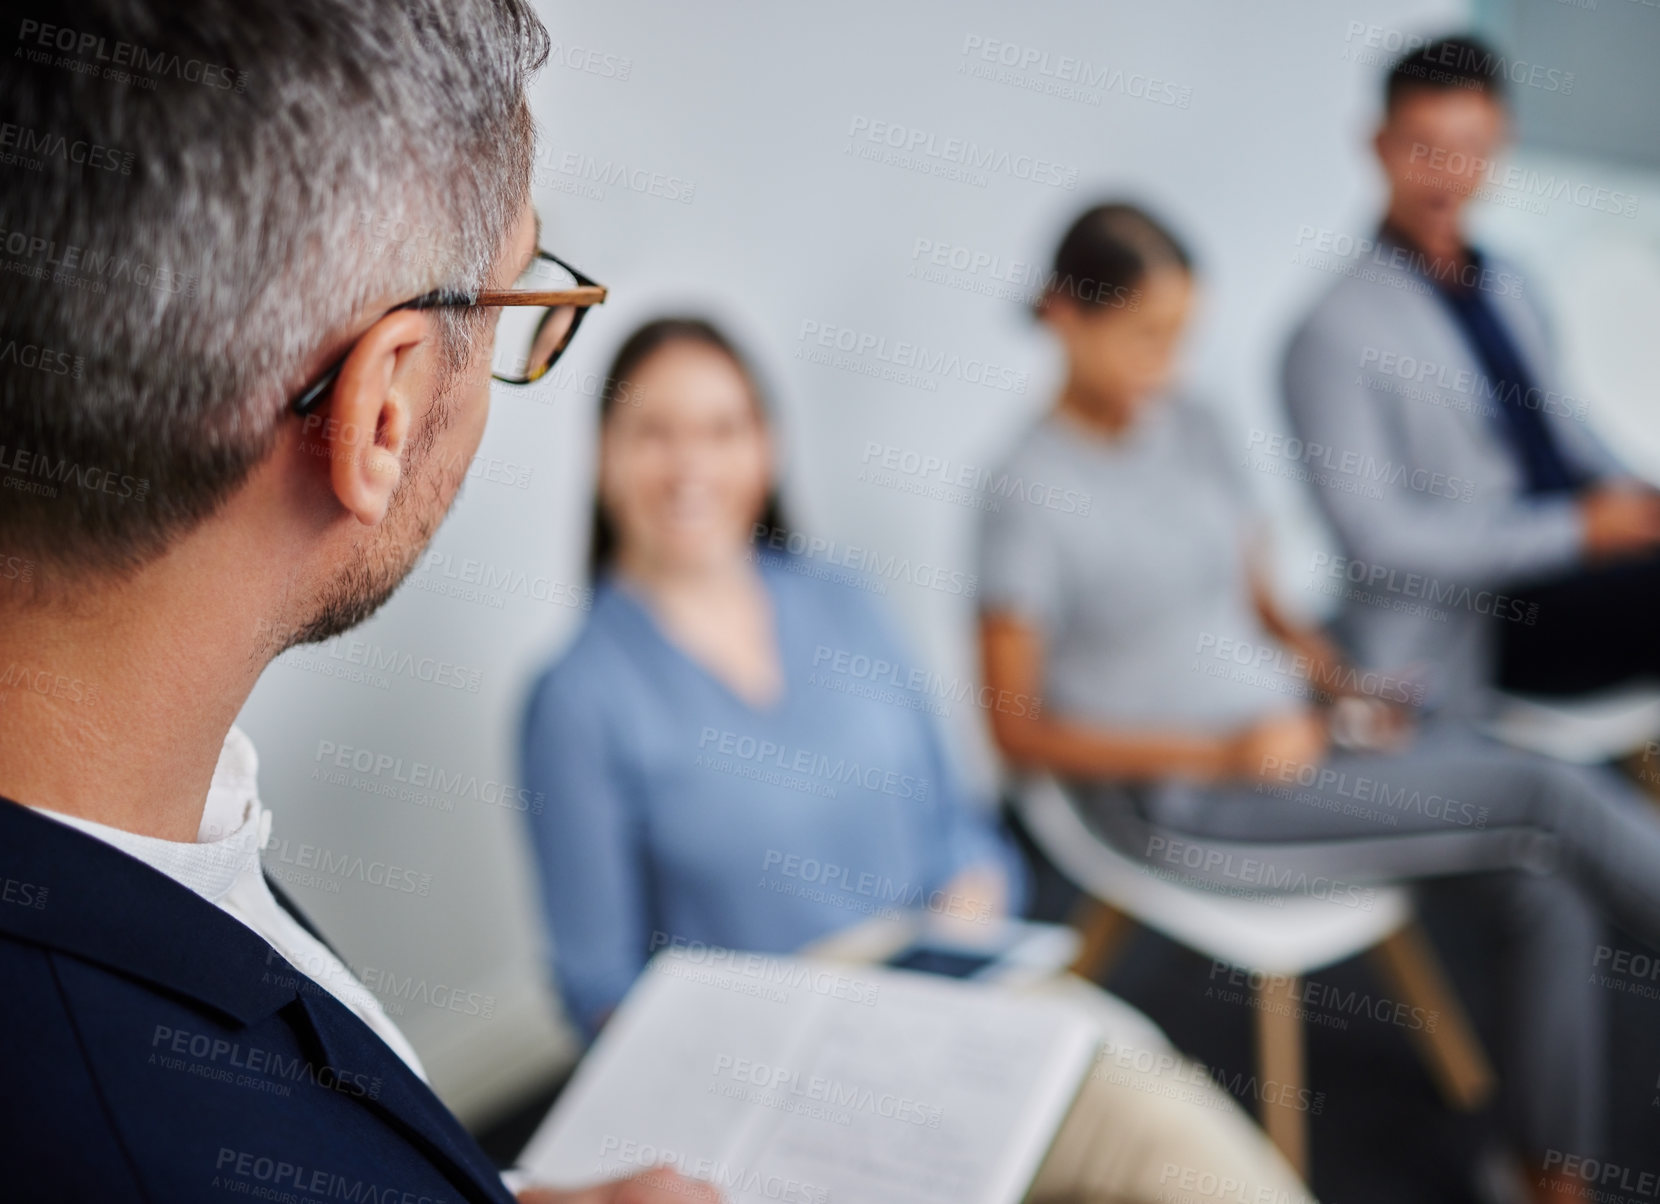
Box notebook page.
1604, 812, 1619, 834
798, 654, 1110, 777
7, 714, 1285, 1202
721, 969, 1098, 1204
516, 951, 831, 1193
518, 952, 1098, 1204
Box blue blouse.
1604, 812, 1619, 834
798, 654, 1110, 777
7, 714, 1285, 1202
520, 554, 1025, 1037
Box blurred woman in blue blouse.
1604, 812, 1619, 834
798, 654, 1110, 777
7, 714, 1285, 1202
520, 317, 1025, 1038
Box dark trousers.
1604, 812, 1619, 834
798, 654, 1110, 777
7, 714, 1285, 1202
1498, 554, 1660, 696
1134, 731, 1660, 1158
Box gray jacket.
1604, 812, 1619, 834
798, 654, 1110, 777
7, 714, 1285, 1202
1280, 243, 1621, 716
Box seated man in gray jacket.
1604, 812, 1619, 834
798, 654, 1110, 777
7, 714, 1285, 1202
1282, 34, 1660, 719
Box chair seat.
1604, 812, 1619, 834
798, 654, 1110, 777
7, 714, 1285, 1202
1484, 686, 1660, 764
1018, 776, 1410, 976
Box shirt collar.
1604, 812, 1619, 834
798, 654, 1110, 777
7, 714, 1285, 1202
33, 725, 271, 905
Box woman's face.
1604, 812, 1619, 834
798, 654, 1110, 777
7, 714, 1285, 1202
1050, 266, 1195, 415
599, 339, 773, 575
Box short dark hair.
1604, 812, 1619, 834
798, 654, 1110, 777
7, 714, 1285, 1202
1040, 202, 1192, 316
0, 0, 548, 580
587, 317, 788, 576
1385, 35, 1508, 112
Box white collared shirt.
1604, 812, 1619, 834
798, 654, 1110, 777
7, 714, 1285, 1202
31, 726, 427, 1081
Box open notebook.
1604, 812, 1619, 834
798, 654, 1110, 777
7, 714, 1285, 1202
517, 950, 1101, 1204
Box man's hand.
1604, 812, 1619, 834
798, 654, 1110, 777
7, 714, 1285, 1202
518, 1168, 721, 1204
1224, 710, 1329, 783
1581, 485, 1660, 562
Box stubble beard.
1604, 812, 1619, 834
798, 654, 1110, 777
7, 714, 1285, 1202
281, 397, 466, 650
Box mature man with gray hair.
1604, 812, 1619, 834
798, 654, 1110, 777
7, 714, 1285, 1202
0, 2, 705, 1200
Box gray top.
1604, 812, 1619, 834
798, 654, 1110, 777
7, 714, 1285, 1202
1281, 245, 1619, 716
977, 400, 1300, 732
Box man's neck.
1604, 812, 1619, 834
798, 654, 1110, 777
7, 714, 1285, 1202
1380, 206, 1470, 280
0, 561, 269, 842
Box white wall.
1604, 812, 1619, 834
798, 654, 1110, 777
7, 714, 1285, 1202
237, 0, 1660, 1126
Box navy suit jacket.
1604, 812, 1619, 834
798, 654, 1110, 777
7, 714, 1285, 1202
0, 796, 518, 1203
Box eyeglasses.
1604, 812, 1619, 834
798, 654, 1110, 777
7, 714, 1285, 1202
289, 249, 606, 415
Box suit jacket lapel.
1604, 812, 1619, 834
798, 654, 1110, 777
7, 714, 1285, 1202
298, 993, 516, 1203
0, 798, 291, 1025
0, 798, 515, 1203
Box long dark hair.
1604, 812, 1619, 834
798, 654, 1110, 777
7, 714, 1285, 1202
587, 316, 788, 578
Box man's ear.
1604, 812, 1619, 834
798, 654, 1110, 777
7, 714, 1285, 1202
1372, 123, 1392, 166
313, 310, 435, 526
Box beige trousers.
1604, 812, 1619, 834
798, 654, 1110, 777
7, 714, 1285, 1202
1022, 980, 1315, 1204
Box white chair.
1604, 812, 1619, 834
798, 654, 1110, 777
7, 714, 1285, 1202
1015, 775, 1495, 1179
1485, 685, 1660, 766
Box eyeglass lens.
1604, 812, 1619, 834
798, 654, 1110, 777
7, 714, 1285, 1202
491, 255, 581, 382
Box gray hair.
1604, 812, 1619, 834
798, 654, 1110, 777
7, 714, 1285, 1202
0, 0, 548, 576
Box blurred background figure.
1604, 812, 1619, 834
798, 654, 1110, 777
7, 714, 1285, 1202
518, 315, 1324, 1204
1283, 36, 1660, 718
518, 317, 1023, 1037
976, 199, 1660, 1197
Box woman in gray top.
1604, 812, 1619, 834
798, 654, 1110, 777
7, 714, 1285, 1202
977, 203, 1660, 1192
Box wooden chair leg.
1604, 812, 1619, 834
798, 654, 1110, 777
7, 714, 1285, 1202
1066, 896, 1133, 982
1254, 973, 1310, 1181
1368, 922, 1495, 1111
1619, 748, 1660, 808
